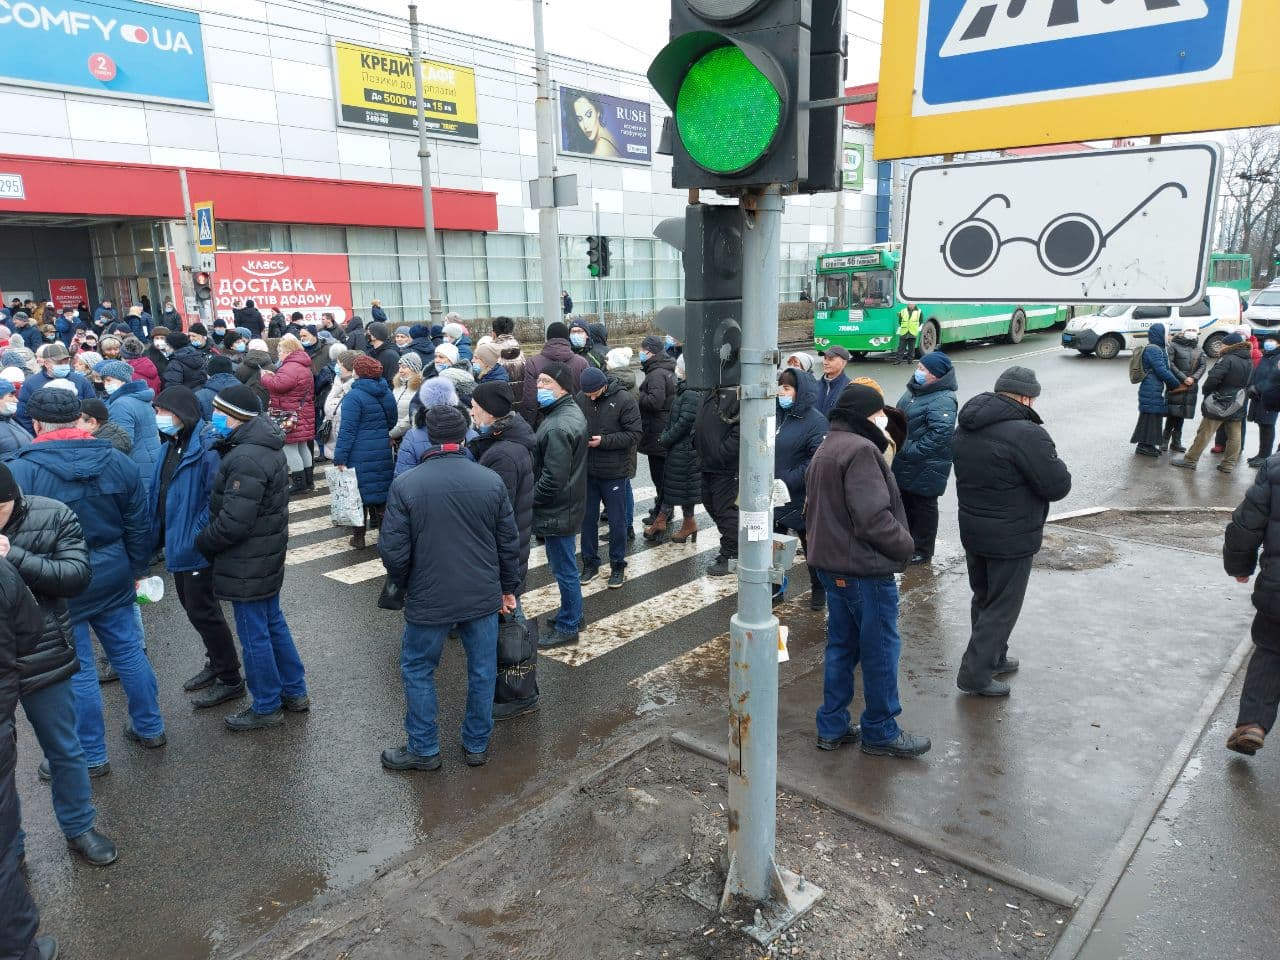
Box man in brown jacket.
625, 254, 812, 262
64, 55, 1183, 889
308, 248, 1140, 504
804, 384, 931, 759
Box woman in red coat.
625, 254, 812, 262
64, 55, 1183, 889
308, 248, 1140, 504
261, 334, 317, 492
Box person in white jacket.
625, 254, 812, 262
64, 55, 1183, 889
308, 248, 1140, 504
323, 350, 360, 461
391, 353, 424, 443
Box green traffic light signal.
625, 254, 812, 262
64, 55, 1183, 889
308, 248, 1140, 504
676, 45, 782, 174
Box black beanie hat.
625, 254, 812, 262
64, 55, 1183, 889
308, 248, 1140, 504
26, 386, 81, 425
155, 385, 203, 429
212, 384, 261, 420
166, 331, 190, 351
207, 355, 234, 376
188, 322, 208, 337
472, 381, 514, 418
543, 361, 574, 394
832, 383, 884, 421
545, 321, 570, 342
79, 398, 110, 424
0, 461, 18, 504
425, 404, 467, 444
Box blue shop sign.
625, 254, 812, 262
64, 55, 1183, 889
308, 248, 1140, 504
0, 0, 209, 106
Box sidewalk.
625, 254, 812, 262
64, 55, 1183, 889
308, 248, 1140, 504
676, 523, 1250, 911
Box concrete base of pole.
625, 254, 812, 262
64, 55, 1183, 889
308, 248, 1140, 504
686, 854, 824, 947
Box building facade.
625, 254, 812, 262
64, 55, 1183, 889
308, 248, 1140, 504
0, 0, 878, 326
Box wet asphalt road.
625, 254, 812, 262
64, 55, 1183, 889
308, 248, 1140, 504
12, 329, 1263, 958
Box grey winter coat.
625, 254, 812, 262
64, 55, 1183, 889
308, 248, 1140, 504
532, 394, 589, 537
1165, 334, 1207, 421
658, 382, 704, 506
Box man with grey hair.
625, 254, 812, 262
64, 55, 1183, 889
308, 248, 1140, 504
951, 366, 1072, 697
15, 343, 95, 432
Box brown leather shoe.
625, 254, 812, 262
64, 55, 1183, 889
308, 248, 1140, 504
670, 516, 698, 543
1228, 723, 1265, 755
643, 512, 668, 542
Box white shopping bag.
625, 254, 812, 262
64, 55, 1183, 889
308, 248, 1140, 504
327, 466, 364, 526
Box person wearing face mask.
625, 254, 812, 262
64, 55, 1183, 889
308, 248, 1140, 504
1162, 327, 1206, 454
952, 367, 1072, 698
15, 343, 96, 434
472, 341, 510, 385
364, 322, 401, 386
805, 383, 929, 759
637, 335, 678, 541
663, 334, 682, 360
1247, 335, 1280, 468
851, 377, 906, 465
261, 335, 318, 494
120, 335, 161, 394
96, 360, 162, 504
1131, 322, 1185, 459
323, 350, 360, 463
394, 326, 413, 355
656, 353, 701, 545
76, 399, 132, 454
391, 353, 425, 443
198, 385, 308, 732
574, 367, 642, 588
531, 364, 589, 649
0, 380, 30, 454
442, 317, 473, 363
187, 323, 213, 361
160, 331, 208, 392
430, 342, 461, 381
195, 355, 244, 423
73, 350, 103, 395
149, 386, 246, 709
218, 329, 243, 359
773, 368, 828, 609
568, 320, 600, 369
521, 322, 588, 425
395, 377, 476, 479
298, 325, 328, 380
209, 319, 228, 348
236, 338, 274, 414
145, 326, 171, 378
893, 351, 959, 565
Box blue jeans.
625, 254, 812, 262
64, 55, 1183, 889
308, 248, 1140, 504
542, 534, 583, 633
401, 614, 497, 756
581, 476, 628, 567
72, 604, 163, 766
815, 571, 903, 745
625, 479, 635, 526
19, 677, 96, 847
232, 596, 307, 715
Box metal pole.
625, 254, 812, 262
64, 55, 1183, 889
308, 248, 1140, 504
410, 4, 445, 325
532, 0, 562, 330
176, 167, 208, 326
725, 186, 784, 901
594, 201, 602, 319
830, 183, 845, 253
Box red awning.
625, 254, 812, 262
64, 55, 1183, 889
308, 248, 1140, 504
843, 82, 878, 126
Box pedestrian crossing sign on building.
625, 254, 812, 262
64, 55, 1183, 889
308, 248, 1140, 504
876, 0, 1280, 159
194, 202, 216, 254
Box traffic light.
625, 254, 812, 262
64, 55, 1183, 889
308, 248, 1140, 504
194, 271, 213, 302
801, 0, 847, 193
587, 236, 602, 277
647, 0, 811, 190
654, 204, 743, 390
599, 237, 612, 277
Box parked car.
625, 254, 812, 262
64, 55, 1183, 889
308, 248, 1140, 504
1244, 287, 1280, 338
1060, 286, 1242, 359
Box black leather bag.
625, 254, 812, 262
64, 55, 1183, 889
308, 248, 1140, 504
495, 614, 538, 703
377, 577, 405, 611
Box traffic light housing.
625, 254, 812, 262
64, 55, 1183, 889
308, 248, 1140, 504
600, 237, 612, 277
648, 1, 811, 191
654, 204, 743, 390
801, 0, 847, 193
587, 236, 602, 277
194, 272, 213, 302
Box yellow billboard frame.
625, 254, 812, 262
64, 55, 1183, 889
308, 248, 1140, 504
876, 1, 1280, 160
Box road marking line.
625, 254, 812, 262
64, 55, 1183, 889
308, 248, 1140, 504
286, 530, 378, 565
290, 514, 344, 536
288, 493, 330, 514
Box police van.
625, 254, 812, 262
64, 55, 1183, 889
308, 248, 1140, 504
1060, 287, 1242, 360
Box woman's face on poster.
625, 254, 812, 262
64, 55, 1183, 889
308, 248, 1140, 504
574, 97, 601, 141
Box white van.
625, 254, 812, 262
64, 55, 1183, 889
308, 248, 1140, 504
1060, 286, 1242, 359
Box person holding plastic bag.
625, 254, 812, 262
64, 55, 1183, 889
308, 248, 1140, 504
333, 355, 397, 550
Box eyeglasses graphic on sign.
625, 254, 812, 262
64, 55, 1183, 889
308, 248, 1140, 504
939, 181, 1188, 278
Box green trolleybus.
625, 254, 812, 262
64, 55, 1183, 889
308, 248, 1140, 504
1206, 252, 1252, 297
812, 247, 1070, 357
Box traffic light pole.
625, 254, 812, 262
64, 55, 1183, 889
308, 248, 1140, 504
532, 0, 563, 330
722, 186, 821, 937
409, 4, 445, 326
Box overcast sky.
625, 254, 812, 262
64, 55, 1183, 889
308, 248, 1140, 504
360, 0, 885, 84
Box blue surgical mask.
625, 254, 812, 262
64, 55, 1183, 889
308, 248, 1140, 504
191, 337, 206, 348
472, 361, 483, 374
639, 351, 650, 363
156, 414, 179, 436
778, 395, 794, 410
211, 411, 233, 437
234, 342, 247, 354
476, 422, 493, 435
536, 387, 556, 408
913, 370, 928, 385
570, 332, 587, 348
1266, 342, 1278, 353
435, 362, 451, 374
51, 364, 70, 378
664, 336, 675, 348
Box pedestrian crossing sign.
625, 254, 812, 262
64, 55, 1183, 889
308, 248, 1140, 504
875, 0, 1280, 159
195, 202, 216, 254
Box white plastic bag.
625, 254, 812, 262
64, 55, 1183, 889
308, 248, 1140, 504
135, 576, 165, 605
327, 466, 364, 526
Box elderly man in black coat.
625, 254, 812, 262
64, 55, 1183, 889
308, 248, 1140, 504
379, 405, 520, 772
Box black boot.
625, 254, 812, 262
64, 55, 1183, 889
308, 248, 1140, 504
289, 471, 307, 494
302, 465, 315, 490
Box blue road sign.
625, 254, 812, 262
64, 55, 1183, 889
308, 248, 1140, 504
194, 202, 215, 253
917, 0, 1240, 113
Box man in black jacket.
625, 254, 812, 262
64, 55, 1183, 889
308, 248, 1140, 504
805, 384, 929, 759
1173, 333, 1253, 473
637, 336, 678, 538
196, 386, 308, 733
233, 299, 265, 339
531, 363, 589, 648
952, 367, 1072, 697
575, 367, 642, 588
379, 405, 519, 771
694, 386, 740, 577
364, 322, 401, 386
161, 331, 209, 392
1, 461, 118, 868
1224, 457, 1280, 754
1, 554, 58, 960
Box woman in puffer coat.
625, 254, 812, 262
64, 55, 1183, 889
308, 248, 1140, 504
1132, 322, 1185, 458
773, 368, 828, 609
322, 350, 359, 462
334, 355, 397, 549
1162, 326, 1207, 453
1247, 332, 1280, 467
657, 357, 704, 545
260, 334, 317, 493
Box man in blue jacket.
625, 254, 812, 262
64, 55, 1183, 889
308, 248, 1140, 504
893, 350, 959, 564
152, 386, 245, 709
6, 387, 165, 769
15, 343, 95, 433
97, 359, 161, 504
815, 345, 852, 417
378, 405, 520, 772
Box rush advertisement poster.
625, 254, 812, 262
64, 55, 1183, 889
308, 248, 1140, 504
213, 253, 353, 326
557, 86, 651, 163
